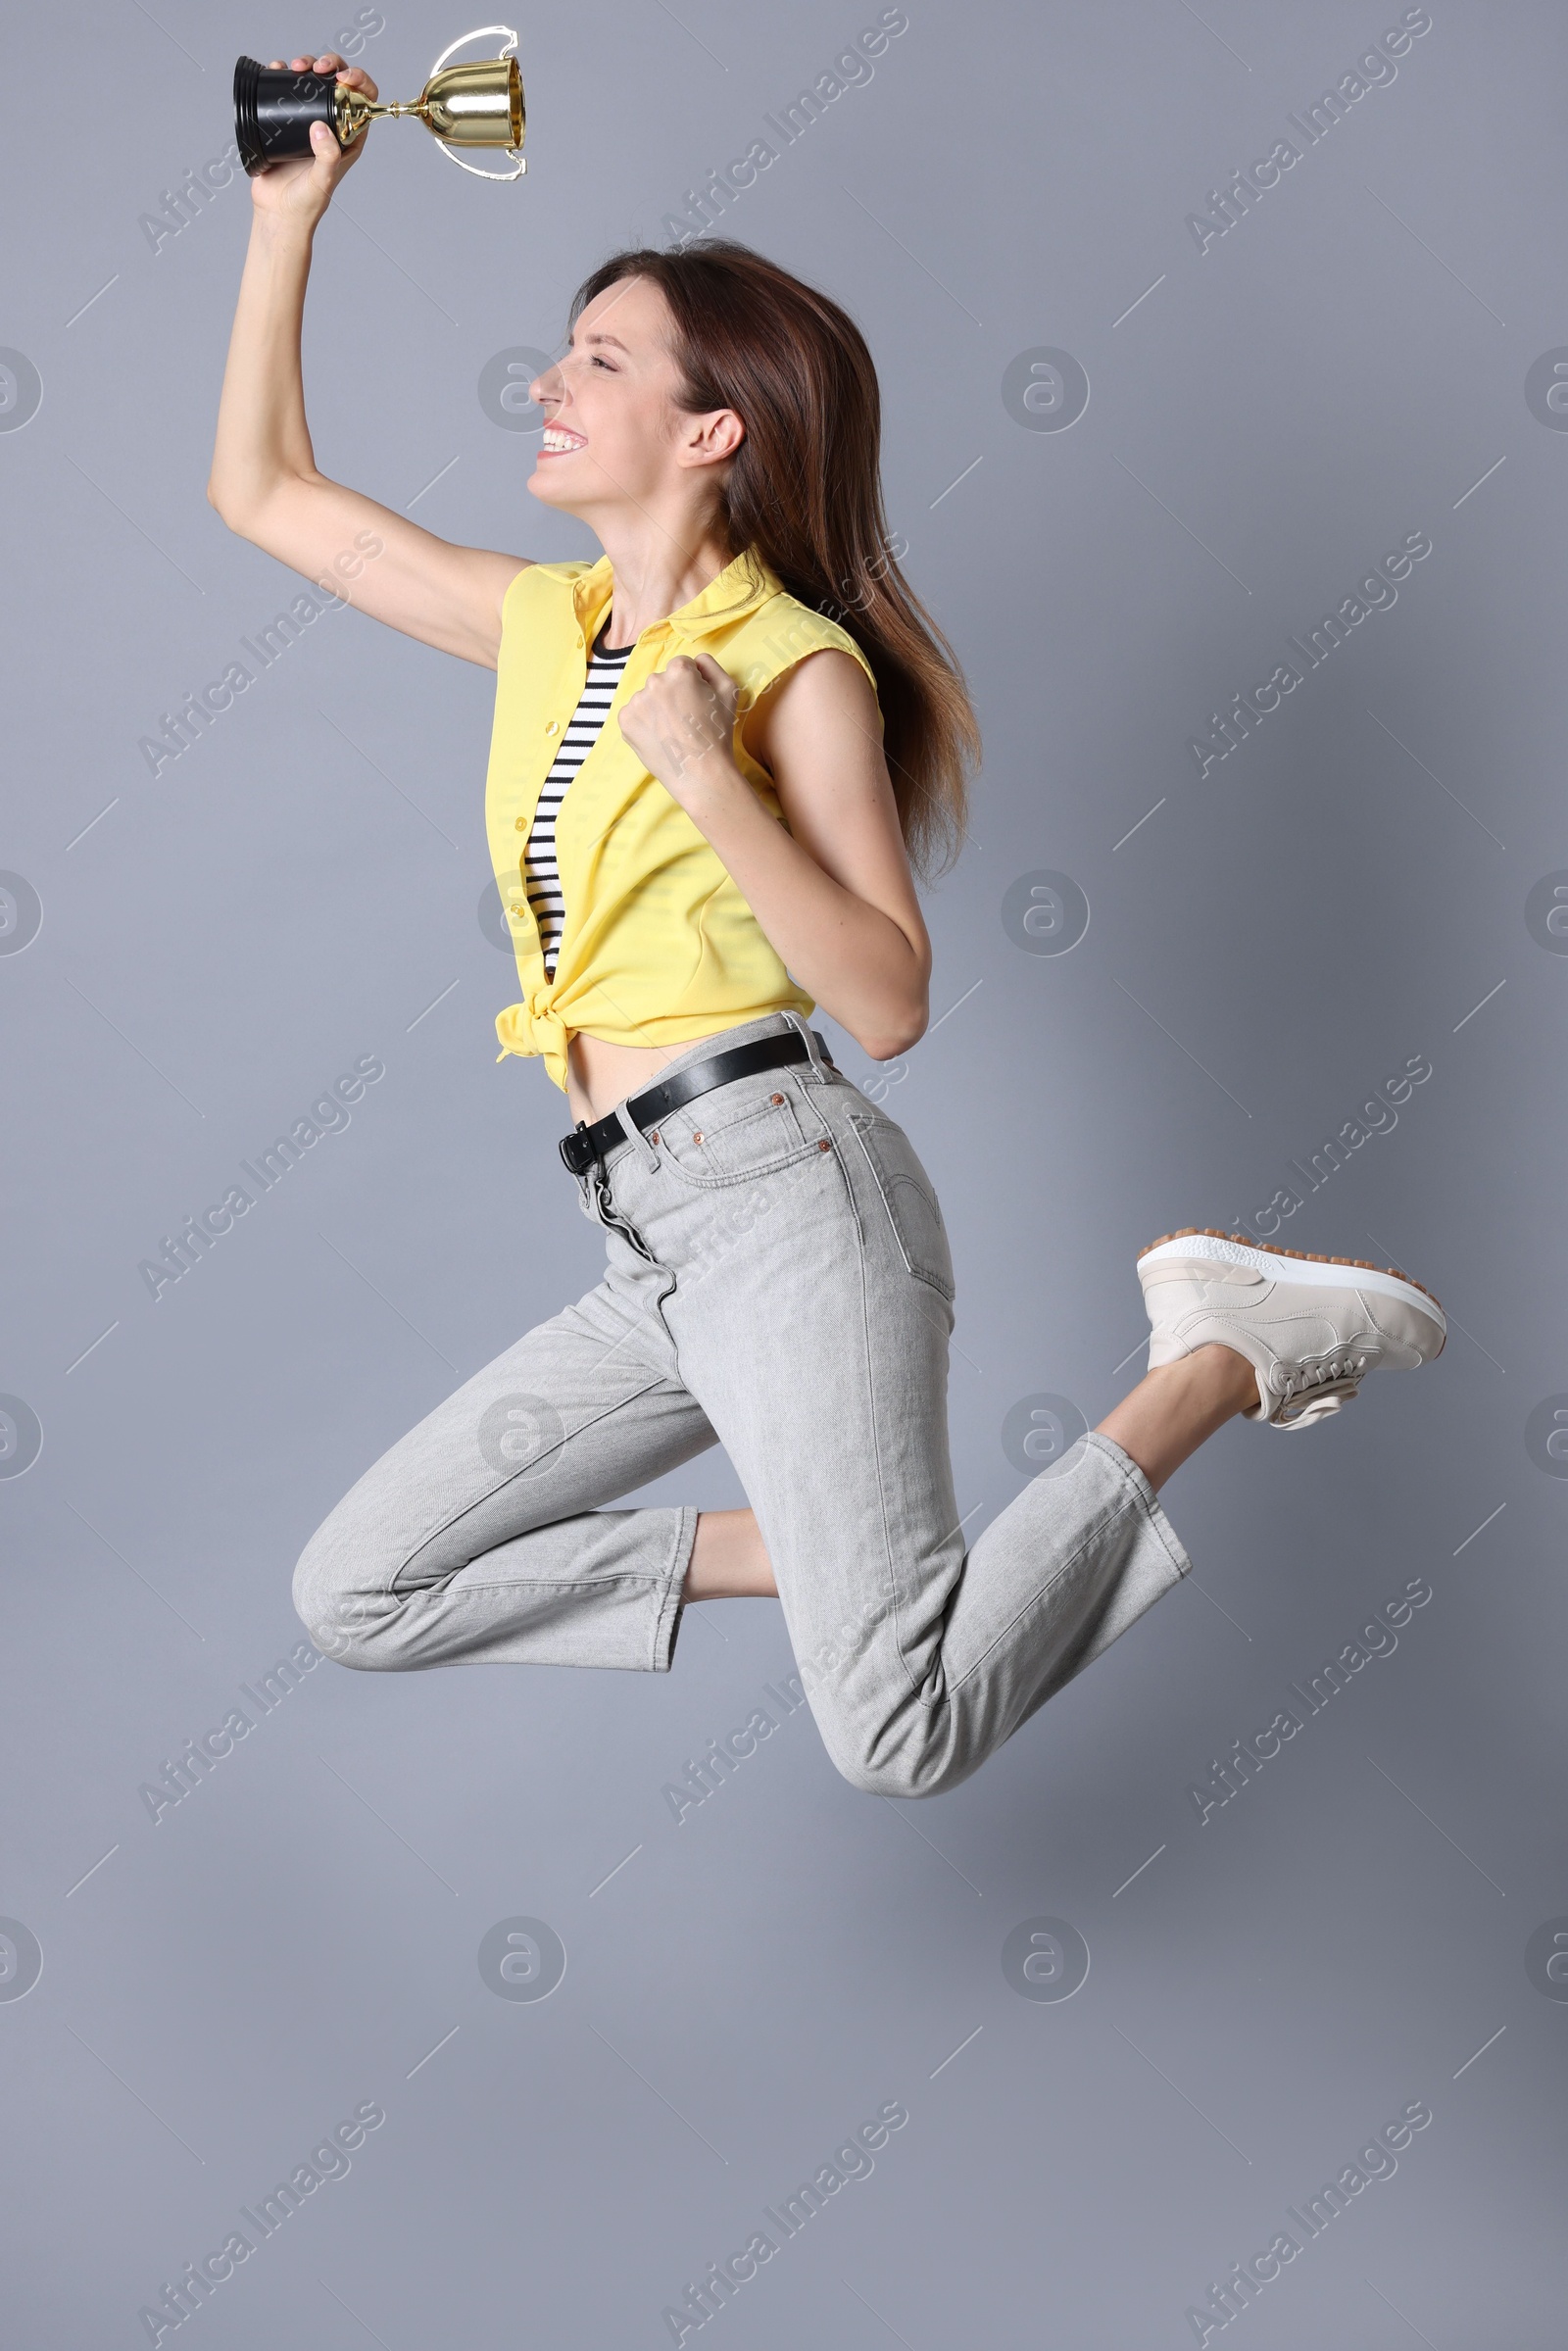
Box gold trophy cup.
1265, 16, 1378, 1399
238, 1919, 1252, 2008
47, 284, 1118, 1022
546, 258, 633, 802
235, 24, 525, 180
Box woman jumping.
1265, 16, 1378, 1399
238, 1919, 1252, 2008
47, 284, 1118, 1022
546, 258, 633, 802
209, 51, 1445, 1799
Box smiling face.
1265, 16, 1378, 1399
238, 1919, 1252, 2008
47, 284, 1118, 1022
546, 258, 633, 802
525, 275, 743, 525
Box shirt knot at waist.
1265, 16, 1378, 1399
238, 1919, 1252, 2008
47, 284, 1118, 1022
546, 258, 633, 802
494, 989, 571, 1091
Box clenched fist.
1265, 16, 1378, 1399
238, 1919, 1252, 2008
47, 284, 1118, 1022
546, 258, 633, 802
617, 654, 743, 808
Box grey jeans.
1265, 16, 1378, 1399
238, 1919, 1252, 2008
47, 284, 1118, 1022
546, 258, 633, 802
293, 1009, 1191, 1797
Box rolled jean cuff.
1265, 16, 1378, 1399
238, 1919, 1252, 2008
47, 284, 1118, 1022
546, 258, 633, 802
652, 1503, 700, 1672
1082, 1430, 1193, 1587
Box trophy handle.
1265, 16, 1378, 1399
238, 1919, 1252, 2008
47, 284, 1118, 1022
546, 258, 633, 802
441, 147, 526, 180
429, 23, 517, 73
430, 24, 526, 177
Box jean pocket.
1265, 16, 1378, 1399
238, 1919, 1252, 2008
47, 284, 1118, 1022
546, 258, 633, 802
847, 1112, 955, 1299
657, 1080, 821, 1187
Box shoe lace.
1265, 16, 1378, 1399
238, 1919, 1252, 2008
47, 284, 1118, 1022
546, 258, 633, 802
1279, 1347, 1367, 1398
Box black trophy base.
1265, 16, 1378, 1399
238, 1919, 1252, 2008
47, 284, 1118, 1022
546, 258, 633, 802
234, 57, 342, 176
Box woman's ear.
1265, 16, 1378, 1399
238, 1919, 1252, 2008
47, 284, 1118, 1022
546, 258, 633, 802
680, 408, 745, 468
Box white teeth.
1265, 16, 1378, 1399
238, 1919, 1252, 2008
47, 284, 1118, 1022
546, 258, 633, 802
541, 428, 583, 451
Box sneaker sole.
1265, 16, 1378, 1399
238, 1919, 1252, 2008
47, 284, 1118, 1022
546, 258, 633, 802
1137, 1228, 1446, 1349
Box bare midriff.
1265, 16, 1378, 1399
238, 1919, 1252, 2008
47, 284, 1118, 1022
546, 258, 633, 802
564, 1025, 743, 1129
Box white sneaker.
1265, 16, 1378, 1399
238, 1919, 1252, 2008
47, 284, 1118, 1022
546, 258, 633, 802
1136, 1229, 1446, 1430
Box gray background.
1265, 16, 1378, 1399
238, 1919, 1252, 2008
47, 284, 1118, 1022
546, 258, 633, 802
2, 1, 1563, 2343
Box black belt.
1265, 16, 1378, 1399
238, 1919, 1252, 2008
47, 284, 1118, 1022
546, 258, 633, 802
559, 1029, 834, 1177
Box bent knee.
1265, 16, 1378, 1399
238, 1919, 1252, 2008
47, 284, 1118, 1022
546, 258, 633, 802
292, 1519, 395, 1671
828, 1734, 974, 1802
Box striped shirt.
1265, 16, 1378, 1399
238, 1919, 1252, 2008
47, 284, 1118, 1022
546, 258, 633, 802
524, 623, 635, 976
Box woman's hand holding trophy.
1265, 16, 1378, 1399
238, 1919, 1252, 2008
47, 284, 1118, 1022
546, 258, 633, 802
242, 52, 379, 227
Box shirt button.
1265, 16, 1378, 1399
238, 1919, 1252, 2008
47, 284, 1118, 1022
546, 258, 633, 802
514, 817, 526, 831
545, 720, 560, 735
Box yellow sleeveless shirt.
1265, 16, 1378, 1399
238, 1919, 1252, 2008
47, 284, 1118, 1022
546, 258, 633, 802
483, 548, 880, 1092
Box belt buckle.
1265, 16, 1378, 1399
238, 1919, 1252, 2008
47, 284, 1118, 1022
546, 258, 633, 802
560, 1121, 596, 1178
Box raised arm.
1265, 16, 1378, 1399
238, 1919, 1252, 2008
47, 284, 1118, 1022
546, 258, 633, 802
208, 50, 528, 668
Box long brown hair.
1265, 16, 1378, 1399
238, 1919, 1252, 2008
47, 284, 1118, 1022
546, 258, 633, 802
568, 239, 978, 880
